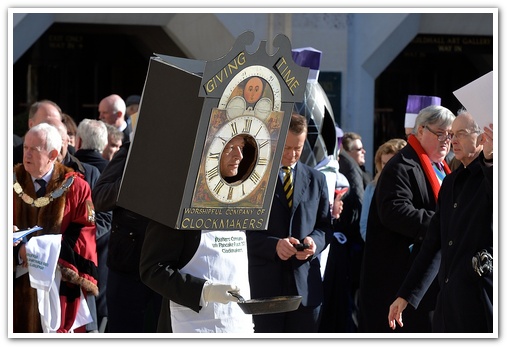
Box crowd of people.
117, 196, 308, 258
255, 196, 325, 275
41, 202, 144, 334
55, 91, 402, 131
12, 92, 494, 334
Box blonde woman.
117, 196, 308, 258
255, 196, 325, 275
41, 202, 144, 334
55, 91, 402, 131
359, 138, 406, 241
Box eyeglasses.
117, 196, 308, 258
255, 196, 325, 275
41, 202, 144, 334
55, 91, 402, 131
424, 126, 452, 142
351, 147, 364, 152
450, 129, 481, 140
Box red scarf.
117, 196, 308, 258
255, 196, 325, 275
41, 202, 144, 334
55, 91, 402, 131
407, 134, 451, 201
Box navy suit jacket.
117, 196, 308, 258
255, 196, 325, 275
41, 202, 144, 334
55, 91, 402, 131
246, 162, 333, 307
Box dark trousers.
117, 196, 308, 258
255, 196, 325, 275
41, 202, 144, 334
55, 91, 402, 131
95, 232, 109, 324
106, 269, 162, 333
253, 304, 321, 333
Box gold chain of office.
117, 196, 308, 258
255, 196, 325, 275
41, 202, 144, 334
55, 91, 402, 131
13, 173, 75, 208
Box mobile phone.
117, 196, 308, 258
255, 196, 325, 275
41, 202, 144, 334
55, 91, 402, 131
294, 243, 310, 251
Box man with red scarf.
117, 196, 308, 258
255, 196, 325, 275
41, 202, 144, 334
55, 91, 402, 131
358, 105, 454, 333
389, 113, 493, 333
13, 123, 98, 333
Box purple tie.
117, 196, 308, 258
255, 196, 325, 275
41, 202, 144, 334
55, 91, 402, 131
434, 162, 444, 172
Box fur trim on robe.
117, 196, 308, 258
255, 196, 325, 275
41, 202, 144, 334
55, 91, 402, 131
13, 162, 98, 333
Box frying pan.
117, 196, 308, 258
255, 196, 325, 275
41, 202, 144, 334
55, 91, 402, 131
229, 291, 302, 315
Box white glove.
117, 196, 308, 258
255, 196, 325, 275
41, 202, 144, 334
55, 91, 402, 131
202, 282, 240, 304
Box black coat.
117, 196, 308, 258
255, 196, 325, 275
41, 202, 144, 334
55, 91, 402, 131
337, 150, 367, 244
74, 148, 109, 173
398, 154, 493, 333
358, 143, 439, 333
139, 221, 204, 333
92, 142, 148, 275
336, 151, 371, 294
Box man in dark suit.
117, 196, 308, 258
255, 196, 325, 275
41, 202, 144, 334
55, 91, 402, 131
74, 118, 110, 173
246, 113, 333, 333
389, 113, 493, 333
74, 118, 112, 331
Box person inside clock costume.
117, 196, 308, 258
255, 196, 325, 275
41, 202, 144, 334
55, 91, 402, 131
139, 229, 253, 333
220, 134, 257, 184
139, 139, 254, 332
246, 113, 334, 333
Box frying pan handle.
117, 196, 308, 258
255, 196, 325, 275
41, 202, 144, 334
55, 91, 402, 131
228, 290, 245, 303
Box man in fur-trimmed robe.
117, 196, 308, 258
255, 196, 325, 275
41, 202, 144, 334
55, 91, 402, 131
13, 123, 98, 333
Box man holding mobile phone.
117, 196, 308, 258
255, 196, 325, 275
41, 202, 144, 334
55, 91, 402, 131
246, 113, 333, 333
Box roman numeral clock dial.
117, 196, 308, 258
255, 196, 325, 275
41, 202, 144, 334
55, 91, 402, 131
194, 65, 283, 206
204, 115, 271, 203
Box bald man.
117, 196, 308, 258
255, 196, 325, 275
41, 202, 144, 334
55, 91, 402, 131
98, 94, 131, 140
14, 100, 74, 165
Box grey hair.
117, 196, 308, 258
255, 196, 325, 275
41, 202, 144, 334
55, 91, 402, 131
28, 100, 62, 120
28, 122, 62, 153
77, 118, 108, 151
412, 105, 456, 134
456, 107, 481, 133
104, 122, 125, 142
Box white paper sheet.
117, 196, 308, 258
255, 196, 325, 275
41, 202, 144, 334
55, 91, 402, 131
13, 225, 42, 243
453, 71, 494, 130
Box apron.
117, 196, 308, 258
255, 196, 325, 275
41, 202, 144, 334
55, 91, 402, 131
170, 230, 254, 333
25, 234, 92, 333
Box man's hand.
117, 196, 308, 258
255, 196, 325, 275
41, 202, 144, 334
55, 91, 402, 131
331, 199, 344, 219
481, 123, 493, 160
388, 297, 408, 330
331, 187, 348, 219
13, 225, 21, 247
19, 243, 27, 267
276, 237, 298, 260
294, 236, 316, 261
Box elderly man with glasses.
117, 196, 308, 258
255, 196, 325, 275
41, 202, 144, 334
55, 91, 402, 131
358, 105, 455, 333
389, 109, 493, 333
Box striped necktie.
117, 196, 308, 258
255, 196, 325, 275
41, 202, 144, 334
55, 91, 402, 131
432, 162, 446, 185
434, 162, 444, 172
281, 166, 293, 208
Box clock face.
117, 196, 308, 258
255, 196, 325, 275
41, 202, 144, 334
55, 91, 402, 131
191, 64, 285, 207
203, 115, 271, 204
219, 65, 282, 120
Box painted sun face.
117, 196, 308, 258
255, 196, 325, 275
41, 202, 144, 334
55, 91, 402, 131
244, 77, 264, 104
218, 65, 282, 113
